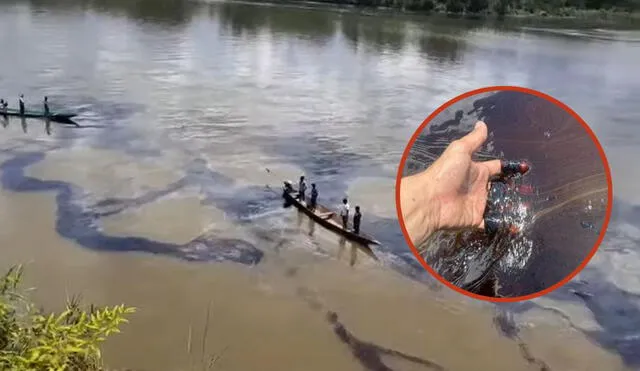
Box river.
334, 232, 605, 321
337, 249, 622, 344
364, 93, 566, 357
0, 0, 639, 370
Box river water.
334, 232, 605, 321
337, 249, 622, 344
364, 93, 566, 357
0, 0, 639, 370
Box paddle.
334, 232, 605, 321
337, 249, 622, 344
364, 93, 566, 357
263, 167, 300, 195
263, 168, 284, 195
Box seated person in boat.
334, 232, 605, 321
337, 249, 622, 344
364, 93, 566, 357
309, 183, 318, 211
353, 206, 361, 234
283, 180, 294, 196
297, 176, 307, 202
340, 198, 349, 230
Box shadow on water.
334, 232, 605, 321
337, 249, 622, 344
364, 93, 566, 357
1, 115, 80, 134
417, 33, 467, 65
282, 244, 549, 371
337, 12, 473, 61
24, 0, 476, 63
326, 311, 446, 371
15, 0, 478, 64
45, 118, 51, 136
215, 1, 421, 53
20, 117, 27, 134
405, 90, 609, 298
293, 286, 446, 371
1, 98, 151, 159
215, 2, 337, 43
26, 0, 197, 26
215, 2, 272, 38
341, 14, 407, 54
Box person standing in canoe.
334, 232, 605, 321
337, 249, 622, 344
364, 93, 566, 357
18, 94, 25, 116
297, 176, 307, 202
0, 99, 6, 121
340, 198, 349, 230
44, 96, 50, 117
309, 183, 318, 211
353, 206, 361, 234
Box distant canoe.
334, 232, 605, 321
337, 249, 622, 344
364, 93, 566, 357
282, 185, 381, 247
1, 108, 77, 125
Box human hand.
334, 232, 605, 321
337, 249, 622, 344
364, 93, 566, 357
399, 121, 502, 247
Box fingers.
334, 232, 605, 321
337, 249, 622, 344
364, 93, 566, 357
480, 159, 502, 177
457, 121, 488, 154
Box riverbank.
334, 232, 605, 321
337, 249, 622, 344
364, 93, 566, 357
0, 265, 135, 370
221, 0, 640, 26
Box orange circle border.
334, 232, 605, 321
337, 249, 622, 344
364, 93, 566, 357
394, 85, 614, 303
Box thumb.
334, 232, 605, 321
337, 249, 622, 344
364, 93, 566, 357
458, 121, 489, 154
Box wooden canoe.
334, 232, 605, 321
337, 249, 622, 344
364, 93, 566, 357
1, 108, 77, 125
282, 186, 380, 247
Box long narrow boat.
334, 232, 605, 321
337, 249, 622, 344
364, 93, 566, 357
1, 108, 77, 125
282, 183, 381, 247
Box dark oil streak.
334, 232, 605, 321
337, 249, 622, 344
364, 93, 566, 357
326, 311, 446, 371
0, 150, 263, 265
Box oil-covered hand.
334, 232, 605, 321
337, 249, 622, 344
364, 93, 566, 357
400, 121, 502, 247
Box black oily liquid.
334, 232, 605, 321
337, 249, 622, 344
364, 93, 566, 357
423, 175, 536, 298
409, 90, 608, 298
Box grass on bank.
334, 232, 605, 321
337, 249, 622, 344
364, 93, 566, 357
264, 0, 640, 19
0, 265, 225, 371
0, 265, 135, 370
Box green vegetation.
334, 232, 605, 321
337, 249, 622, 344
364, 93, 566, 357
291, 0, 640, 17
0, 265, 135, 371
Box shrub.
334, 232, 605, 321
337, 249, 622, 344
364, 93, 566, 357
0, 265, 135, 371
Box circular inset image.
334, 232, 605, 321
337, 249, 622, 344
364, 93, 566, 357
396, 86, 612, 302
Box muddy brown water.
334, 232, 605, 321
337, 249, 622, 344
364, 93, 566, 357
0, 0, 639, 369
0, 187, 624, 371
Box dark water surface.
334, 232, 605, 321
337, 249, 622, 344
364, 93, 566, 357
405, 90, 609, 298
0, 0, 639, 368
